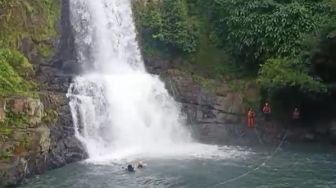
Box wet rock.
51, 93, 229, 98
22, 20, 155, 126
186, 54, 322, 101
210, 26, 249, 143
164, 69, 250, 124
37, 126, 51, 155
158, 69, 267, 144
51, 0, 78, 73
0, 158, 28, 188
145, 58, 170, 75
37, 66, 88, 167
26, 98, 44, 126
37, 66, 73, 93
0, 93, 86, 187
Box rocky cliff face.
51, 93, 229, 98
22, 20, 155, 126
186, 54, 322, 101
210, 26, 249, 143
0, 73, 87, 187
160, 68, 280, 146
146, 58, 336, 146
37, 65, 87, 171
0, 0, 87, 187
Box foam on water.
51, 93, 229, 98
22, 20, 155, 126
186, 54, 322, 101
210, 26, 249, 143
67, 0, 249, 163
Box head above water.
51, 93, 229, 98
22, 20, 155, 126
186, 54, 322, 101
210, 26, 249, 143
127, 164, 135, 172
137, 161, 146, 168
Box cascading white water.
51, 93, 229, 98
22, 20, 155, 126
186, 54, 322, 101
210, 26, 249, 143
67, 0, 241, 162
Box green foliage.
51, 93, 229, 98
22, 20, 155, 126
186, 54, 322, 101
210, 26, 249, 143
133, 0, 198, 54
228, 80, 244, 93
258, 58, 327, 94
134, 0, 336, 117
0, 49, 37, 97
0, 151, 13, 161
0, 49, 33, 77
0, 0, 60, 63
0, 111, 28, 128
0, 127, 12, 136
300, 11, 336, 83
191, 73, 218, 93
42, 109, 58, 124
205, 0, 334, 64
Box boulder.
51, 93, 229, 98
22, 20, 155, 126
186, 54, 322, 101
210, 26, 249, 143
6, 97, 44, 126
37, 126, 51, 155
25, 98, 44, 125
8, 97, 26, 114
0, 158, 28, 187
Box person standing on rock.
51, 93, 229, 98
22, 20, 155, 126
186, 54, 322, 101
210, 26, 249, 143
247, 108, 255, 128
262, 102, 272, 121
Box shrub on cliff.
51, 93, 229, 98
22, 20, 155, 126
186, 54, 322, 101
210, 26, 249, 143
258, 58, 327, 94
0, 49, 36, 97
0, 0, 59, 63
0, 49, 33, 77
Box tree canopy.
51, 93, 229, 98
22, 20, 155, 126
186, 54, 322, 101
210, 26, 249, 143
134, 0, 198, 53
133, 0, 336, 115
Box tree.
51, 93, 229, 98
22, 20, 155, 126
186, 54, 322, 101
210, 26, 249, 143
133, 0, 198, 54
206, 0, 333, 64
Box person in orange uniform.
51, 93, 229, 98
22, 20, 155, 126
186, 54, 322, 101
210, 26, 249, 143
262, 102, 272, 121
247, 108, 255, 128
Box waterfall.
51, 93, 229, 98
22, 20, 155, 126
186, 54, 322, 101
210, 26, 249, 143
67, 0, 225, 162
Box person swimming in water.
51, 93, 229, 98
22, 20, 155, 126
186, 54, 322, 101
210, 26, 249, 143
127, 164, 135, 172
137, 161, 146, 169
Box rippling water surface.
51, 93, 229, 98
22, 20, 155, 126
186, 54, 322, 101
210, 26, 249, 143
21, 144, 336, 188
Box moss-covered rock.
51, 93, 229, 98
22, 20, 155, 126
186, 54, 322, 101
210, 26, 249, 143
1, 97, 44, 128
0, 0, 60, 64
0, 49, 38, 97
42, 109, 58, 124
0, 1, 87, 187
0, 125, 52, 187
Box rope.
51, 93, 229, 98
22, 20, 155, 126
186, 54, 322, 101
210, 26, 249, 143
254, 124, 264, 145
206, 129, 288, 188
